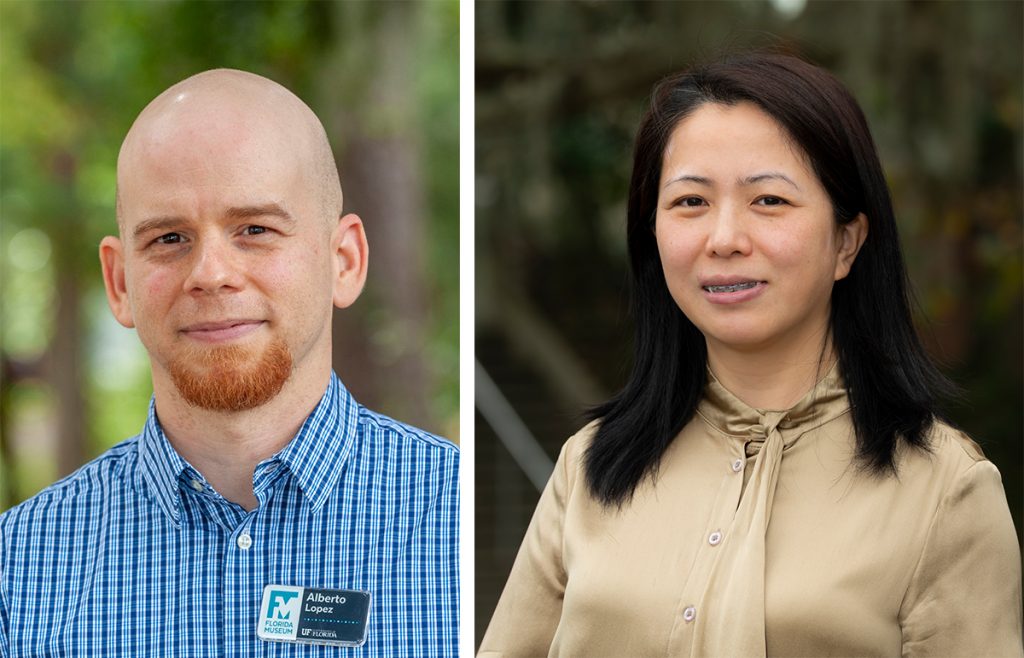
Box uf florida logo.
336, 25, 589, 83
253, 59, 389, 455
268, 590, 300, 619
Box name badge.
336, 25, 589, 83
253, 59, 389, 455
257, 585, 372, 647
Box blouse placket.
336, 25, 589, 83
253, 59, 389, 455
666, 411, 789, 657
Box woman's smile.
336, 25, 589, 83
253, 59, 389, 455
700, 280, 767, 304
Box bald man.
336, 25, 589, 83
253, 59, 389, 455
0, 70, 459, 657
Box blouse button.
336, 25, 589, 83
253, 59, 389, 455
731, 459, 743, 473
708, 530, 723, 546
683, 606, 697, 622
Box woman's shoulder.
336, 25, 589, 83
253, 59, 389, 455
549, 420, 601, 487
561, 419, 601, 456
898, 420, 1022, 653
897, 418, 1009, 505
918, 418, 990, 472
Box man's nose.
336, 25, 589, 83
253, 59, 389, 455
182, 237, 244, 294
705, 205, 753, 258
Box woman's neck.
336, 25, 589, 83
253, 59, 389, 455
706, 333, 835, 411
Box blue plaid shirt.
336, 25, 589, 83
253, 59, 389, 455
0, 373, 459, 657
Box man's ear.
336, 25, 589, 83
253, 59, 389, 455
331, 213, 368, 309
99, 236, 135, 328
834, 213, 869, 281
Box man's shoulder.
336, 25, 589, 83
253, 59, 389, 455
0, 436, 140, 528
354, 404, 459, 456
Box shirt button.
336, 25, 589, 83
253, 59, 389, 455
190, 479, 204, 492
708, 530, 723, 546
683, 606, 697, 622
731, 459, 743, 473
236, 532, 253, 550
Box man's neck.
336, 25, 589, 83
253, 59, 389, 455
706, 327, 833, 411
151, 364, 331, 511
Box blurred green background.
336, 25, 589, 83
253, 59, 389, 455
475, 0, 1022, 644
0, 0, 459, 510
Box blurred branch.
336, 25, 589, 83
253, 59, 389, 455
476, 360, 554, 492
496, 295, 606, 411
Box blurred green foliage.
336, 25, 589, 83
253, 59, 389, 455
0, 0, 458, 509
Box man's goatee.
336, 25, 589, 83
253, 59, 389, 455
168, 337, 292, 411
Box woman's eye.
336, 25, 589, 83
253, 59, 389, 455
755, 196, 788, 207
674, 196, 706, 208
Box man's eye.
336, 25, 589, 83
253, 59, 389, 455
244, 225, 268, 236
755, 196, 788, 207
155, 233, 184, 245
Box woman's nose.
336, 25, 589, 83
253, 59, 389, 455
705, 207, 753, 258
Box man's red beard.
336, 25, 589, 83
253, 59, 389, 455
168, 338, 292, 412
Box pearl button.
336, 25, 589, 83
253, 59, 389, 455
236, 532, 253, 550
708, 530, 723, 546
190, 479, 204, 492
683, 606, 696, 622
731, 459, 743, 473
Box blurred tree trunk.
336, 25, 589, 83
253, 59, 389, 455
321, 1, 433, 429
50, 263, 85, 476
48, 150, 85, 477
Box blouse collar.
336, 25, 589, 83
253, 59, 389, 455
696, 362, 851, 450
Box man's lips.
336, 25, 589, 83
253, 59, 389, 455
179, 320, 264, 342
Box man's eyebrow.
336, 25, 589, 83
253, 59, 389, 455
133, 216, 185, 241
224, 203, 295, 225
662, 174, 713, 190
739, 172, 801, 191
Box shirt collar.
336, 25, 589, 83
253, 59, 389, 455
136, 372, 359, 525
696, 361, 850, 448
268, 372, 358, 513
136, 400, 191, 526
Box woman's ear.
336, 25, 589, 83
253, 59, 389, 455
99, 236, 136, 328
834, 213, 869, 281
331, 213, 369, 309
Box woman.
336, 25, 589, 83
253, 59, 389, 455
479, 53, 1022, 657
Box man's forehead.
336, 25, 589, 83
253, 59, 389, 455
115, 69, 342, 231
126, 112, 293, 174
118, 113, 302, 200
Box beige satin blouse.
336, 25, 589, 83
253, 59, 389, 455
480, 369, 1023, 657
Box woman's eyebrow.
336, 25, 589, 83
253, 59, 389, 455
661, 172, 801, 192
739, 172, 801, 191
661, 174, 713, 190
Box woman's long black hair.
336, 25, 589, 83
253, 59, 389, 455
585, 52, 957, 507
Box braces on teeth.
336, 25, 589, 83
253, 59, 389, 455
704, 282, 761, 292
